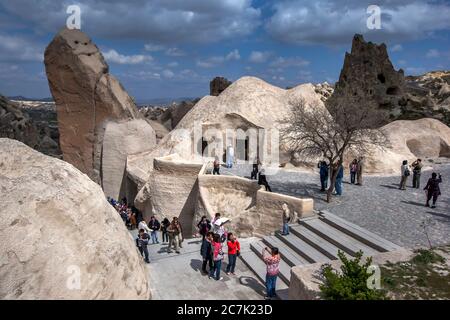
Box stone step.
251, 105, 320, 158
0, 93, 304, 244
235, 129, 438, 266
319, 210, 402, 252
289, 225, 352, 260
299, 218, 380, 257
274, 231, 330, 263
250, 240, 292, 286
262, 235, 310, 267
239, 250, 289, 300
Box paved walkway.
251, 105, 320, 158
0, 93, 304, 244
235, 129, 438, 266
222, 159, 450, 249
134, 234, 266, 300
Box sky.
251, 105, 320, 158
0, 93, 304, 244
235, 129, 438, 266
0, 0, 449, 101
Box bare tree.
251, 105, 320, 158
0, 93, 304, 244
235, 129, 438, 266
281, 97, 388, 203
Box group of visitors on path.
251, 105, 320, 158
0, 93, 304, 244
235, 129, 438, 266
317, 157, 443, 208
198, 213, 281, 300
399, 158, 443, 208
318, 156, 365, 196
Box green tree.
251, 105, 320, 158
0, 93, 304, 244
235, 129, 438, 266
319, 250, 388, 300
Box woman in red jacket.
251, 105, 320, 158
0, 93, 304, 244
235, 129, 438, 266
226, 233, 240, 275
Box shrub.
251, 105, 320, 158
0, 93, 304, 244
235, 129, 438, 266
319, 250, 388, 300
411, 249, 445, 265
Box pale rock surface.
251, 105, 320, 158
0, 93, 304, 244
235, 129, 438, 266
0, 139, 150, 300
44, 28, 140, 183
101, 119, 156, 200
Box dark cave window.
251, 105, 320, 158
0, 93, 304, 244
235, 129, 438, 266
377, 73, 386, 84
386, 87, 399, 95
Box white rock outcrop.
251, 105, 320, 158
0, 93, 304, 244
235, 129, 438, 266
0, 139, 150, 300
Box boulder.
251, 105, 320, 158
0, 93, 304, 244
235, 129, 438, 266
0, 138, 150, 299
101, 119, 156, 200
210, 77, 232, 96
44, 28, 140, 183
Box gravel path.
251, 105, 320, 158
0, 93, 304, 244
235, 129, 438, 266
222, 160, 450, 249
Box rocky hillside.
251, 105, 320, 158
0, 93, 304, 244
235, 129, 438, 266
0, 95, 61, 157
328, 34, 450, 126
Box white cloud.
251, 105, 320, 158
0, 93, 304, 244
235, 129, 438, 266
166, 48, 186, 57
168, 61, 179, 68
0, 1, 261, 44
249, 51, 271, 63
270, 56, 309, 68
266, 1, 450, 45
391, 44, 403, 52
426, 49, 440, 58
103, 49, 153, 65
197, 50, 241, 68
0, 34, 43, 62
145, 44, 165, 52
162, 69, 175, 79
226, 49, 241, 61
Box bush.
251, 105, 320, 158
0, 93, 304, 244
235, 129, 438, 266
411, 249, 445, 265
319, 250, 388, 300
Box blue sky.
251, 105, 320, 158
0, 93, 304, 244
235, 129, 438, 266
0, 0, 449, 101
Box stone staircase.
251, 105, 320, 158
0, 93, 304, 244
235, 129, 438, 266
239, 210, 402, 299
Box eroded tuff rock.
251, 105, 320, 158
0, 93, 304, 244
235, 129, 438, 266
0, 138, 150, 300
0, 95, 60, 157
160, 99, 200, 129
328, 34, 405, 121
44, 28, 140, 183
210, 77, 232, 96
329, 34, 450, 125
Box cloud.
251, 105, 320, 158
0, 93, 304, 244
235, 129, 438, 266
266, 0, 450, 45
168, 61, 179, 68
391, 44, 403, 52
0, 34, 43, 62
197, 50, 241, 68
249, 51, 272, 63
426, 49, 440, 58
103, 49, 153, 64
270, 56, 309, 68
226, 49, 241, 61
0, 0, 261, 44
162, 69, 175, 79
144, 44, 165, 52
165, 48, 186, 57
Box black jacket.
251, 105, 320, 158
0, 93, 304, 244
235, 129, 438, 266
200, 239, 213, 259
149, 219, 161, 231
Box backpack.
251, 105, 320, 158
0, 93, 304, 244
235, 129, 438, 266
404, 168, 411, 177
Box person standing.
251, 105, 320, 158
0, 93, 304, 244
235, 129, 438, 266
258, 169, 272, 192
349, 159, 358, 184
160, 217, 170, 244
226, 233, 240, 275
197, 216, 212, 240
137, 229, 150, 263
200, 232, 214, 275
281, 203, 290, 236
334, 164, 344, 196
412, 159, 423, 189
262, 247, 280, 300
399, 160, 410, 190
319, 161, 329, 191
226, 145, 234, 169
148, 216, 161, 244
210, 234, 224, 281
213, 156, 220, 175
138, 220, 152, 235
167, 217, 183, 254
251, 158, 259, 180
424, 172, 442, 208
356, 156, 365, 186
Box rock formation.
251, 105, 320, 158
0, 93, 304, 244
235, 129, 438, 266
101, 119, 156, 200
329, 34, 450, 126
0, 138, 150, 300
0, 95, 60, 157
160, 99, 200, 130
210, 77, 232, 96
44, 28, 141, 183
328, 34, 406, 122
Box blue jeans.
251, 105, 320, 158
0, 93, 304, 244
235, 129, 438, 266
211, 259, 222, 280
265, 274, 277, 298
350, 172, 356, 184
335, 177, 343, 195
151, 230, 159, 244
320, 175, 328, 190
282, 223, 289, 235
226, 254, 237, 273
